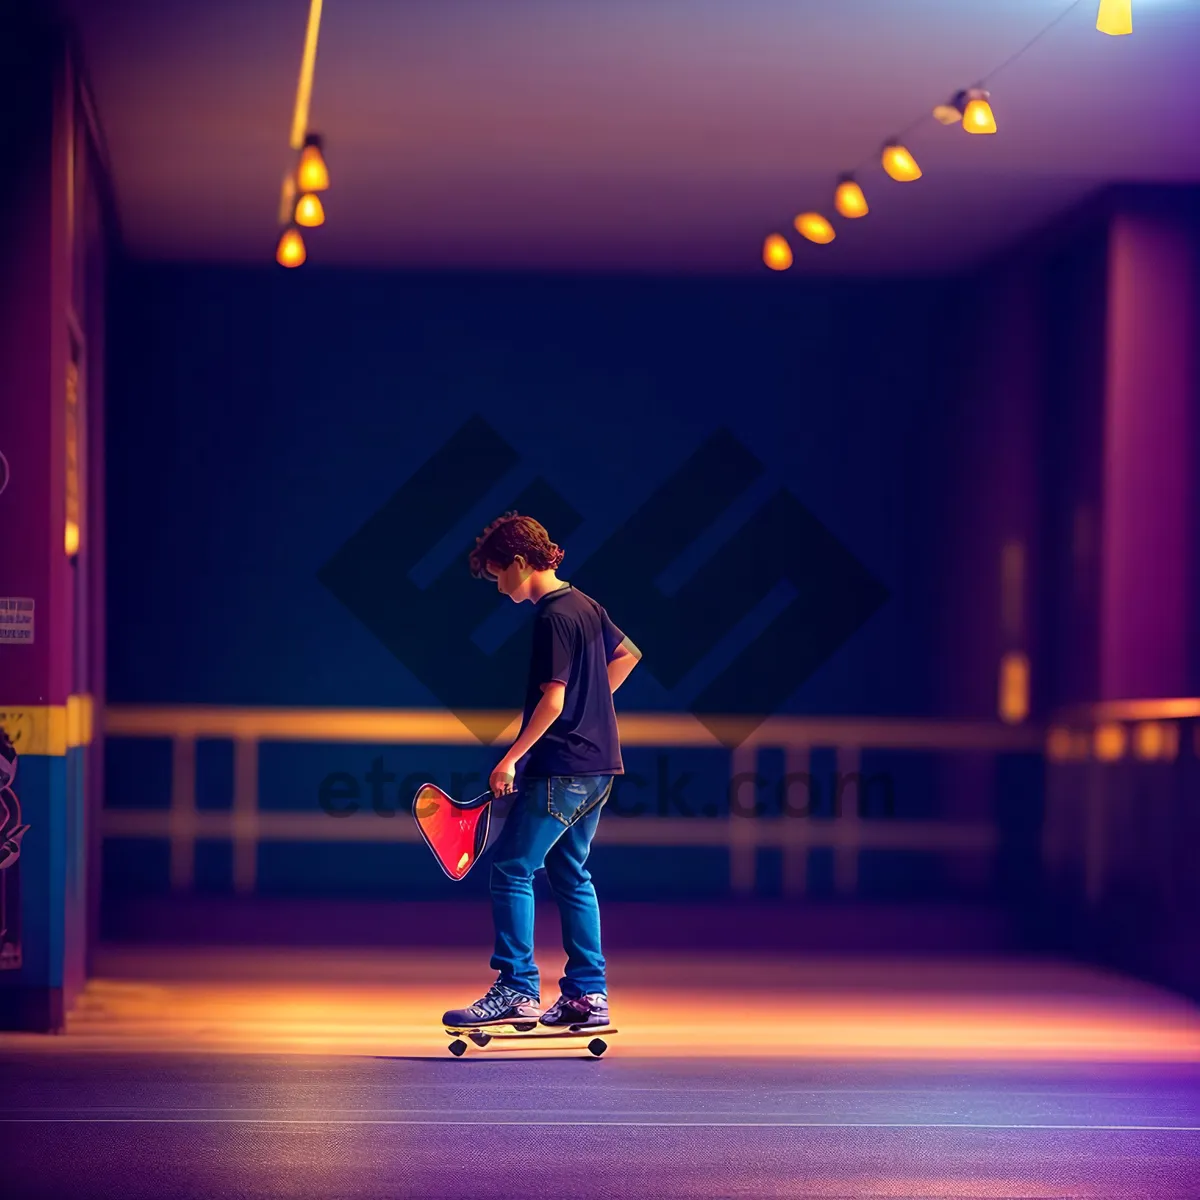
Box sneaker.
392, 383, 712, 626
442, 978, 541, 1028
539, 991, 609, 1028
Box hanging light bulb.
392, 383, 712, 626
762, 234, 793, 271
1096, 0, 1132, 35
961, 88, 997, 134
295, 192, 325, 227
881, 142, 922, 182
834, 176, 868, 219
793, 212, 836, 244
276, 226, 307, 267
297, 135, 329, 192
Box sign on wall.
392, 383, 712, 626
0, 599, 35, 645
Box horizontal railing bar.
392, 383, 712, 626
102, 706, 1044, 752
100, 808, 997, 851
1053, 698, 1200, 722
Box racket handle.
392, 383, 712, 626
451, 789, 495, 810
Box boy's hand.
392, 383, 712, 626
490, 756, 518, 797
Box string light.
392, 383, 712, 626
881, 142, 922, 182
762, 234, 793, 270
794, 212, 836, 244
834, 177, 868, 219
295, 193, 326, 227
275, 0, 325, 265
1096, 0, 1132, 35
934, 88, 997, 133
297, 136, 330, 192
759, 0, 1109, 269
961, 89, 997, 134
276, 227, 307, 268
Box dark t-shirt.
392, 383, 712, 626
517, 585, 626, 778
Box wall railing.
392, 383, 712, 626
1041, 697, 1200, 1000
102, 706, 1045, 898
1044, 699, 1200, 908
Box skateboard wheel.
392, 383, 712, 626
469, 1031, 491, 1047
587, 1038, 607, 1057
513, 1021, 537, 1032
448, 1039, 468, 1057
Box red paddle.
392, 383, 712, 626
412, 783, 493, 881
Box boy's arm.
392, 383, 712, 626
607, 637, 641, 693
490, 682, 566, 795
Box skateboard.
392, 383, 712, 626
412, 783, 492, 881
443, 1021, 618, 1057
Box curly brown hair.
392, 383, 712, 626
468, 511, 565, 579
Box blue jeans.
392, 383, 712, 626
490, 774, 613, 1000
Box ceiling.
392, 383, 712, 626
63, 0, 1200, 276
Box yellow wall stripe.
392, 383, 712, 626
0, 695, 95, 755
67, 693, 94, 748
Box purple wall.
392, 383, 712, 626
938, 189, 1198, 719
1101, 202, 1199, 700
0, 48, 53, 705
947, 185, 1200, 1002
0, 8, 108, 1030
1040, 223, 1109, 711
83, 118, 108, 977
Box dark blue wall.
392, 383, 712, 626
101, 264, 1030, 911
108, 264, 955, 716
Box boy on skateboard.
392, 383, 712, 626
442, 512, 641, 1030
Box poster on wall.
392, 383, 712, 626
0, 729, 25, 971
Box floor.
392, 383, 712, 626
3, 945, 1200, 1198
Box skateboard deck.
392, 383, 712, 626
412, 783, 491, 881
444, 1022, 618, 1057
